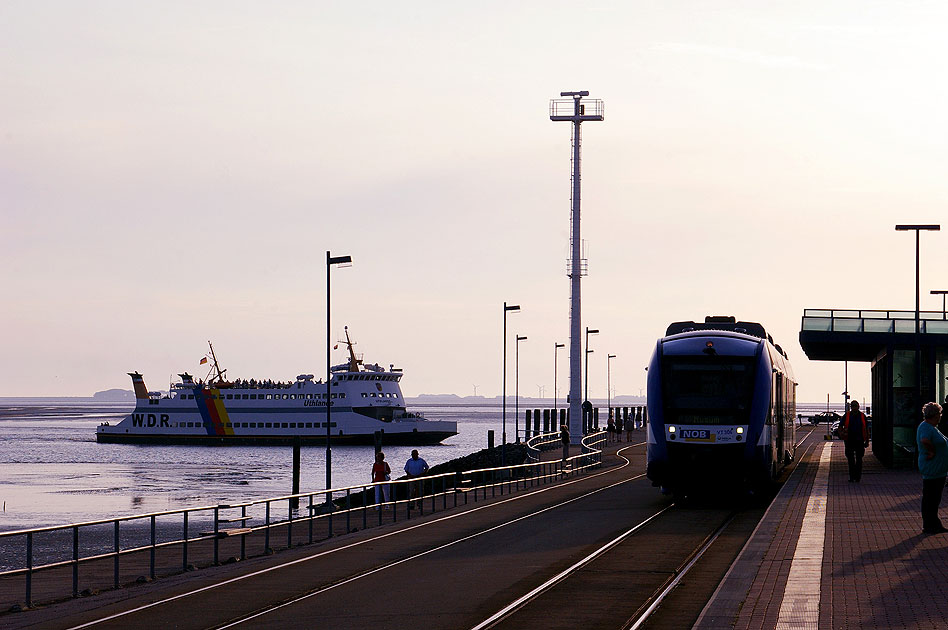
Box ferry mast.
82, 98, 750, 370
550, 91, 604, 444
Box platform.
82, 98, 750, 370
697, 431, 948, 629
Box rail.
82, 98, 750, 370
0, 432, 607, 610
802, 308, 948, 334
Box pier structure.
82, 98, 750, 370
6, 425, 948, 629
550, 91, 604, 444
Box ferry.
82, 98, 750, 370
96, 331, 458, 445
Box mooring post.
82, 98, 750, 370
488, 430, 495, 450
291, 437, 301, 510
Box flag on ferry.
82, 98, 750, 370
200, 357, 208, 365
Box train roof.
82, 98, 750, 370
664, 316, 789, 360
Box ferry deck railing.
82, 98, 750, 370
0, 430, 607, 611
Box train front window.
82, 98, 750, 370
663, 358, 755, 425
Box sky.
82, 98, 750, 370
3, 1, 948, 402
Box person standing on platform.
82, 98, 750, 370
371, 451, 391, 510
917, 402, 948, 534
625, 412, 634, 442
560, 423, 570, 462
607, 413, 616, 443
404, 449, 429, 509
841, 400, 869, 482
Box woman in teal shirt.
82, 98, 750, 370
917, 402, 948, 534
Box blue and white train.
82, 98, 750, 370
646, 316, 796, 494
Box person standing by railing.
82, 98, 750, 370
560, 423, 570, 462
372, 452, 392, 510
404, 449, 429, 508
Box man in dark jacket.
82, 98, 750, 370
842, 400, 870, 482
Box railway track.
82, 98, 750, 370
34, 430, 822, 630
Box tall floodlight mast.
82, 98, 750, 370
550, 91, 604, 444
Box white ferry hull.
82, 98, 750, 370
97, 366, 458, 446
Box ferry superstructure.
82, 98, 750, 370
96, 333, 457, 445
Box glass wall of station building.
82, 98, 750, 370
871, 346, 948, 467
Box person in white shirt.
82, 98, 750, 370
404, 450, 429, 508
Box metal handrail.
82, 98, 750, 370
802, 308, 947, 320
525, 430, 563, 462
0, 434, 608, 609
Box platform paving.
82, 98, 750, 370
698, 430, 948, 630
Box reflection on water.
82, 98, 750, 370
0, 402, 508, 531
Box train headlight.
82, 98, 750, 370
736, 427, 744, 434
667, 425, 676, 440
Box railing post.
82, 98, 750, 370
308, 495, 314, 544
214, 507, 220, 565
72, 525, 79, 598
25, 531, 32, 608
287, 499, 294, 549
114, 520, 120, 589
346, 489, 351, 534
150, 515, 156, 579
264, 502, 270, 553
183, 511, 189, 572
240, 505, 247, 560
327, 490, 333, 537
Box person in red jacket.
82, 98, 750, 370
842, 400, 870, 482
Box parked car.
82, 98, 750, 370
810, 411, 841, 426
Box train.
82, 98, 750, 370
645, 316, 796, 495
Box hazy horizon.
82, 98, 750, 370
6, 2, 948, 405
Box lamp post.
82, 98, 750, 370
502, 302, 520, 466
895, 224, 940, 416
584, 327, 599, 404
554, 342, 565, 420
325, 251, 352, 496
932, 290, 948, 320
584, 327, 599, 434
607, 354, 616, 422
515, 335, 527, 443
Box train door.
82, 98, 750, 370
774, 374, 784, 469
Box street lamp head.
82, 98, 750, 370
327, 252, 352, 266
517, 335, 528, 341
586, 349, 594, 354
555, 343, 565, 349
932, 290, 948, 295
608, 354, 616, 359
586, 328, 599, 335
896, 224, 941, 231
505, 303, 521, 312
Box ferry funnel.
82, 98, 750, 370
128, 372, 149, 400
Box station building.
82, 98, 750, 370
799, 309, 948, 467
